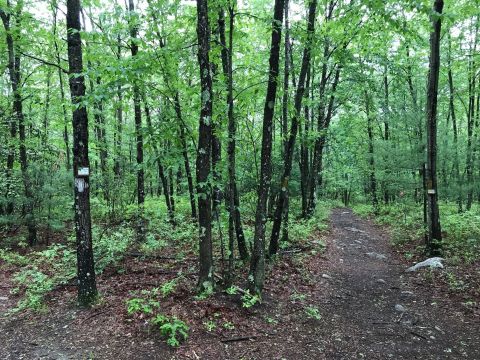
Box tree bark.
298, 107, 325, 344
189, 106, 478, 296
249, 0, 285, 295
447, 32, 462, 212
365, 90, 378, 212
0, 4, 37, 245
143, 98, 175, 224
269, 0, 318, 256
66, 0, 97, 307
466, 19, 478, 211
128, 0, 145, 241
173, 93, 197, 220
425, 0, 443, 255
196, 0, 214, 291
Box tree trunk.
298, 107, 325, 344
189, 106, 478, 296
383, 65, 390, 204
218, 5, 249, 266
466, 20, 478, 211
0, 5, 37, 245
114, 36, 123, 178
66, 0, 97, 307
196, 0, 214, 291
143, 98, 174, 224
447, 32, 462, 212
425, 0, 443, 255
365, 90, 378, 212
128, 0, 145, 241
249, 0, 285, 295
173, 93, 197, 220
269, 0, 318, 257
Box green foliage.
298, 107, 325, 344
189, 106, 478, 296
8, 225, 134, 311
304, 306, 322, 320
126, 287, 189, 347
159, 278, 178, 298
203, 319, 216, 332
126, 297, 160, 315
354, 201, 480, 264
152, 314, 189, 347
241, 290, 261, 308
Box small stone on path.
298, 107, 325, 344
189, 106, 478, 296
406, 257, 444, 272
365, 252, 387, 260
395, 304, 406, 313
322, 274, 332, 279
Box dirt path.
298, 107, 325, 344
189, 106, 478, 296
0, 208, 478, 359
304, 208, 480, 359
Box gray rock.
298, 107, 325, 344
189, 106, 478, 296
365, 252, 387, 260
322, 274, 332, 279
0, 296, 8, 301
346, 227, 366, 233
395, 304, 406, 312
406, 257, 444, 272
376, 278, 386, 284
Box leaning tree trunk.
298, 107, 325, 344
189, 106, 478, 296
173, 93, 197, 221
128, 0, 145, 241
66, 0, 97, 307
249, 0, 285, 295
196, 0, 214, 291
447, 32, 462, 212
269, 0, 318, 257
425, 0, 444, 255
143, 98, 174, 224
218, 6, 249, 267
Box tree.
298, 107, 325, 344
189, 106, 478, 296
425, 0, 444, 255
0, 1, 37, 245
269, 0, 318, 256
249, 0, 285, 295
66, 0, 97, 306
196, 0, 214, 292
128, 0, 146, 241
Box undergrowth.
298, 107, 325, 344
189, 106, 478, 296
352, 201, 480, 264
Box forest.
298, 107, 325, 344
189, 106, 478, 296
0, 0, 479, 358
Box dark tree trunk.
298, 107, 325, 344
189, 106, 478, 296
447, 32, 462, 212
425, 0, 443, 255
365, 90, 378, 212
143, 99, 175, 224
0, 7, 17, 216
466, 21, 478, 211
306, 3, 335, 216
249, 0, 285, 295
269, 0, 318, 257
307, 61, 340, 216
218, 6, 249, 266
383, 66, 390, 204
0, 5, 37, 245
114, 36, 123, 178
66, 0, 97, 307
128, 0, 145, 240
173, 93, 197, 220
300, 62, 310, 219
196, 0, 214, 291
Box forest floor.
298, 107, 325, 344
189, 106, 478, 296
0, 208, 479, 359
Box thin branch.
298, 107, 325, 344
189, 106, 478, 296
18, 51, 68, 74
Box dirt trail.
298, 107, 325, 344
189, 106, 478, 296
0, 208, 478, 359
310, 208, 479, 359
